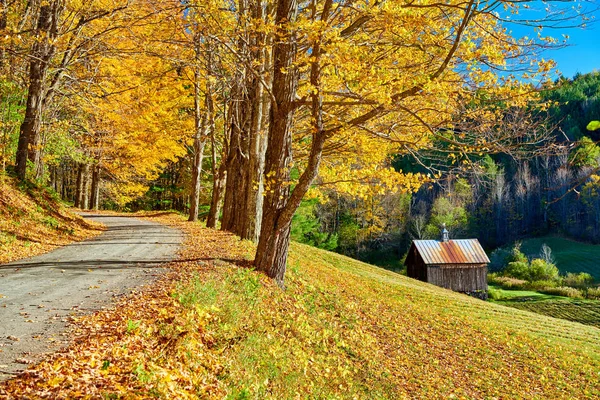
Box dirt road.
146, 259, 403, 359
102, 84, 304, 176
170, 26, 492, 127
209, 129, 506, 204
0, 214, 182, 380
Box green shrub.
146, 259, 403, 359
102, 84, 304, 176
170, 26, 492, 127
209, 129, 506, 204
528, 258, 559, 281
585, 287, 600, 300
539, 286, 584, 299
504, 261, 530, 281
507, 242, 528, 264
563, 272, 594, 288
43, 216, 59, 229
502, 258, 559, 283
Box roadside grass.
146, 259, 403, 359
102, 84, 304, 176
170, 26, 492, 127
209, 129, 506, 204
518, 236, 600, 280
0, 176, 103, 264
2, 214, 600, 398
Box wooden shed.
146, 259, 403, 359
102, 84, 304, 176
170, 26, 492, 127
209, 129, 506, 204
405, 229, 490, 299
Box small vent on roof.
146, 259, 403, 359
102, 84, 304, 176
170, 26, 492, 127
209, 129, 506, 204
441, 223, 449, 242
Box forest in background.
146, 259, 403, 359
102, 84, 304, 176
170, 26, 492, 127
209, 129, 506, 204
0, 0, 592, 284
289, 72, 600, 270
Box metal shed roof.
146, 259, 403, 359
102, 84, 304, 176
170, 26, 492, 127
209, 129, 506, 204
411, 239, 490, 265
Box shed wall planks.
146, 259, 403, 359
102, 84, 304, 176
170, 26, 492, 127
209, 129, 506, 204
427, 265, 488, 292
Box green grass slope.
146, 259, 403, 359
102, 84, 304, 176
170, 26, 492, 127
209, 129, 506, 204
172, 226, 600, 398
518, 236, 600, 280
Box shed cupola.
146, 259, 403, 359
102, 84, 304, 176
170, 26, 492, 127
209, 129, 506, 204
441, 223, 449, 242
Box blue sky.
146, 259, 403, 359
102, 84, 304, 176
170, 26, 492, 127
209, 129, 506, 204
503, 1, 599, 79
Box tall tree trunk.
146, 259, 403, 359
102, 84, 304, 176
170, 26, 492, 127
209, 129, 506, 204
90, 165, 100, 210
0, 0, 6, 72
207, 126, 227, 228
255, 0, 299, 285
188, 79, 207, 221
15, 3, 59, 180
74, 163, 83, 208
221, 0, 270, 240
189, 39, 215, 222
255, 0, 331, 285
81, 163, 90, 209
221, 85, 250, 232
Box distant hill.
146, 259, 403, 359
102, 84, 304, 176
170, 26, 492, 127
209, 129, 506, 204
0, 176, 102, 264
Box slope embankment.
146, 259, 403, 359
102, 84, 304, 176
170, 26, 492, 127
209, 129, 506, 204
0, 176, 103, 264
1, 213, 599, 398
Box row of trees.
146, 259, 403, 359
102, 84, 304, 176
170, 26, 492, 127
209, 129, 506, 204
0, 0, 588, 284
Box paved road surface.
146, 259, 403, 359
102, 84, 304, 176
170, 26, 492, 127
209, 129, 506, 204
0, 214, 182, 380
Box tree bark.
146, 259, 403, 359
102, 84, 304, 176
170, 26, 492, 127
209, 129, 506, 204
81, 163, 90, 209
90, 165, 100, 210
74, 163, 83, 208
189, 37, 215, 222
15, 3, 59, 180
255, 0, 332, 285
254, 0, 299, 285
220, 0, 272, 241
207, 115, 227, 228
188, 78, 208, 221
221, 22, 250, 234
0, 0, 6, 72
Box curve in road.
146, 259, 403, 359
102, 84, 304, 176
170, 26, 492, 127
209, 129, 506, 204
0, 214, 182, 380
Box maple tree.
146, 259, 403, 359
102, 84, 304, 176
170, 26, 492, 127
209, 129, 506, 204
248, 0, 581, 285
1, 0, 130, 180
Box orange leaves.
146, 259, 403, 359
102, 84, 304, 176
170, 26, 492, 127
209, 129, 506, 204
0, 177, 103, 265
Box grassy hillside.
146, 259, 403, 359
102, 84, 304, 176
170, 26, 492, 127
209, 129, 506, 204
518, 236, 600, 280
0, 175, 103, 264
3, 215, 599, 399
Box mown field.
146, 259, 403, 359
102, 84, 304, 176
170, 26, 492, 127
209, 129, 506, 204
505, 299, 600, 328
489, 285, 600, 328
3, 215, 599, 399
518, 236, 600, 280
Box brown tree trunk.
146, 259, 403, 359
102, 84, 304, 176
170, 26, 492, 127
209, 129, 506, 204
221, 88, 250, 233
90, 165, 100, 210
0, 0, 6, 72
15, 3, 59, 180
74, 163, 83, 208
188, 82, 207, 221
189, 39, 215, 222
255, 0, 299, 285
221, 0, 270, 240
207, 126, 227, 228
255, 0, 331, 285
81, 163, 90, 209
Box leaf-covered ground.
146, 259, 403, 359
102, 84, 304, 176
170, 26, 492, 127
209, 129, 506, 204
0, 177, 103, 264
1, 213, 600, 398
